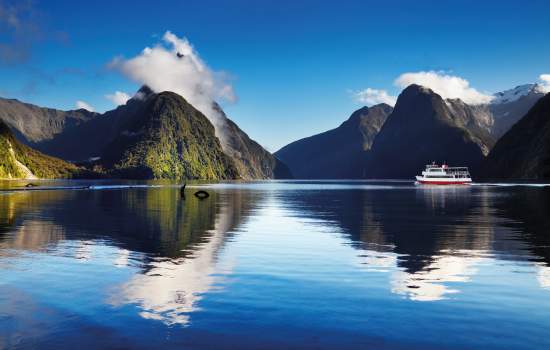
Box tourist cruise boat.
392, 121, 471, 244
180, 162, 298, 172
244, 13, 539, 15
415, 163, 472, 185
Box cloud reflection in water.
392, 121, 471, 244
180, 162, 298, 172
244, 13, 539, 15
110, 192, 244, 326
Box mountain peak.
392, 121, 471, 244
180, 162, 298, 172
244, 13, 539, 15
345, 106, 370, 123
392, 84, 443, 114
401, 84, 434, 95
370, 103, 394, 114
346, 103, 393, 125
491, 83, 545, 104
134, 85, 155, 100
368, 82, 492, 178
276, 103, 392, 179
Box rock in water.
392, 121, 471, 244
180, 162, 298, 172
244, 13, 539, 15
194, 190, 210, 199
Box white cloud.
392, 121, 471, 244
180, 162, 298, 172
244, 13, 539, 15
352, 88, 397, 106
394, 71, 493, 105
539, 74, 550, 93
75, 100, 94, 112
109, 31, 236, 144
105, 91, 131, 106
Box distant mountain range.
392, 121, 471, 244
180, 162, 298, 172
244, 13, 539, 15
277, 82, 548, 180
0, 86, 290, 180
275, 104, 393, 178
0, 97, 100, 160
488, 83, 547, 138
1, 81, 548, 180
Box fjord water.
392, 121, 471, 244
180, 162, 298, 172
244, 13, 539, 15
1, 181, 550, 349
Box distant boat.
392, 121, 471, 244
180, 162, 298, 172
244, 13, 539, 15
415, 162, 472, 185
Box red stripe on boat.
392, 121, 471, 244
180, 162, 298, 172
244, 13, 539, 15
418, 180, 470, 185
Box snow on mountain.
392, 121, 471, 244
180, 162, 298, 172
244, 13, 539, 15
491, 83, 545, 104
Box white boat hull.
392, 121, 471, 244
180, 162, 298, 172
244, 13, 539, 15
415, 176, 472, 185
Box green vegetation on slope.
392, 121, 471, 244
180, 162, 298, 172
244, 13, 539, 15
0, 120, 78, 179
100, 92, 239, 180
1, 87, 291, 180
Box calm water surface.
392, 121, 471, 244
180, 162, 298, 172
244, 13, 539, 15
1, 180, 550, 349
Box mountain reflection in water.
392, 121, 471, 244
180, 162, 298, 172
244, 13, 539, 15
0, 186, 256, 327
110, 190, 251, 325
1, 181, 550, 350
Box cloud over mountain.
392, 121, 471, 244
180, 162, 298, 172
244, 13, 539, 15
105, 91, 131, 106
109, 31, 236, 132
539, 74, 550, 92
75, 100, 94, 112
352, 88, 397, 106
394, 71, 493, 105
354, 71, 495, 107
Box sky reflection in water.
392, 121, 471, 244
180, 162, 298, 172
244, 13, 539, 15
1, 181, 550, 349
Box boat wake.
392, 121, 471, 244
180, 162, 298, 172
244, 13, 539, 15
471, 183, 550, 188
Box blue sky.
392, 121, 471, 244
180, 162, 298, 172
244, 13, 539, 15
1, 0, 549, 151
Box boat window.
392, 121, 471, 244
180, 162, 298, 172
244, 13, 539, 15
425, 175, 456, 178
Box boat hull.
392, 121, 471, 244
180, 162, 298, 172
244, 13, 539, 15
416, 180, 471, 185
415, 176, 471, 185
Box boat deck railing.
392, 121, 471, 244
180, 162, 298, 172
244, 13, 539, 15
444, 168, 470, 174
424, 165, 470, 176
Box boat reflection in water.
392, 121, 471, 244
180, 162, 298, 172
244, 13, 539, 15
284, 182, 550, 302
387, 186, 490, 301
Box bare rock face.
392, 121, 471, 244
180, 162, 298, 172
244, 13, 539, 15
440, 84, 545, 143
488, 84, 546, 138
